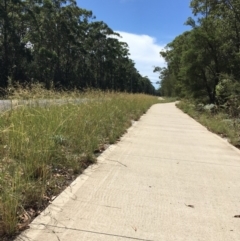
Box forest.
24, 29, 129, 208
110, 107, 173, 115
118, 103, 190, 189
0, 0, 155, 95
157, 0, 240, 104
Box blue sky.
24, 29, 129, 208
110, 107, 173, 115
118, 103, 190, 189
76, 0, 193, 87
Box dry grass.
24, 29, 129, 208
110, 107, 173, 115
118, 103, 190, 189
0, 86, 159, 239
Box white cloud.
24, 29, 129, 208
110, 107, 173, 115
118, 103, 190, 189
115, 31, 166, 87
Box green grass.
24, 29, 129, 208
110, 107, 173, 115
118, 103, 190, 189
176, 100, 240, 146
0, 90, 159, 239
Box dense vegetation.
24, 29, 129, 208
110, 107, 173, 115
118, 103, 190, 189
0, 0, 155, 94
156, 0, 240, 104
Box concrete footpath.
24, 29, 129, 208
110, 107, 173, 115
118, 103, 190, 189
17, 103, 240, 241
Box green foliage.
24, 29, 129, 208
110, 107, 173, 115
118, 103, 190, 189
216, 77, 240, 103
156, 0, 240, 103
215, 77, 240, 119
0, 0, 155, 95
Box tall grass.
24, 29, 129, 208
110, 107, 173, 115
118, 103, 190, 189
0, 89, 159, 239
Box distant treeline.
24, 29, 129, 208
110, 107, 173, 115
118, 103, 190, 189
157, 0, 240, 103
0, 0, 155, 94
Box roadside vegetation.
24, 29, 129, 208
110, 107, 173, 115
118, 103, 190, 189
176, 100, 240, 147
0, 88, 159, 239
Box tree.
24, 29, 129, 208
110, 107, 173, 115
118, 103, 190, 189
156, 0, 240, 102
0, 0, 155, 94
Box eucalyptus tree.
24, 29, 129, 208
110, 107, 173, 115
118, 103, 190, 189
83, 21, 118, 88
158, 31, 192, 98
157, 0, 240, 102
0, 0, 31, 88
25, 0, 92, 88
190, 0, 240, 79
154, 67, 177, 97
105, 40, 132, 91
0, 0, 155, 94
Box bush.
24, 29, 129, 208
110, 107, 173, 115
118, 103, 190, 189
216, 77, 240, 118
